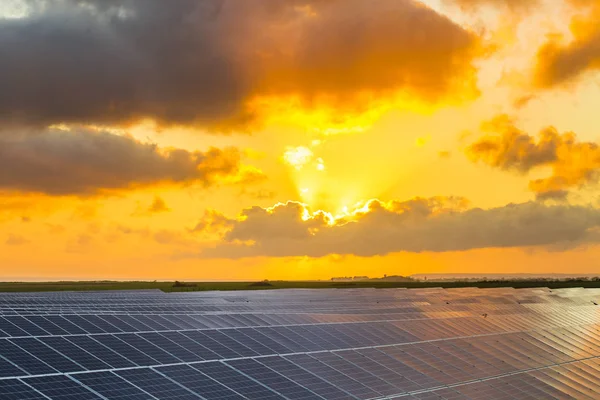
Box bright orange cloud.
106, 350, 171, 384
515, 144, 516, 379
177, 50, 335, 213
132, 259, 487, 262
466, 114, 600, 199
534, 0, 600, 88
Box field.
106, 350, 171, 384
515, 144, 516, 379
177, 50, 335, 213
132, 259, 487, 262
1, 279, 600, 292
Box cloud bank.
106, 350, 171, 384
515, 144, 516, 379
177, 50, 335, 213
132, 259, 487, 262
202, 197, 600, 258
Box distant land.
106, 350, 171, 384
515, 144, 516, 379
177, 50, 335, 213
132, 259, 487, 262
411, 273, 600, 281
2, 276, 600, 292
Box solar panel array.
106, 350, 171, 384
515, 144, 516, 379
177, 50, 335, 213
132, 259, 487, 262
1, 287, 600, 399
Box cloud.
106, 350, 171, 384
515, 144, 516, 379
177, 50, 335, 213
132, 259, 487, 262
238, 188, 277, 201
5, 234, 30, 246
202, 198, 600, 258
190, 209, 235, 236
512, 94, 537, 109
147, 196, 170, 214
466, 114, 600, 199
0, 127, 245, 195
132, 196, 170, 216
221, 165, 268, 186
0, 0, 482, 131
443, 0, 539, 13
152, 230, 197, 247
533, 1, 600, 88
466, 114, 558, 173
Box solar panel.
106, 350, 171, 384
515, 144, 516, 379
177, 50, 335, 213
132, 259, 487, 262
2, 287, 600, 398
73, 371, 155, 400
114, 368, 201, 399
24, 375, 102, 399
0, 379, 47, 400
157, 364, 245, 400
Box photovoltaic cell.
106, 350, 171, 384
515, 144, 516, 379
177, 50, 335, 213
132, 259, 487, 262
65, 335, 136, 369
226, 358, 323, 399
258, 356, 355, 400
9, 338, 85, 373
0, 340, 57, 375
157, 364, 245, 400
38, 336, 112, 371
74, 371, 155, 400
0, 356, 27, 378
0, 379, 47, 400
191, 362, 283, 399
24, 375, 102, 399
115, 368, 201, 400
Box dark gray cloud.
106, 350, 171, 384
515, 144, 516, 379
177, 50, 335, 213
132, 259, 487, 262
0, 0, 481, 130
0, 0, 250, 129
202, 197, 600, 258
0, 128, 243, 195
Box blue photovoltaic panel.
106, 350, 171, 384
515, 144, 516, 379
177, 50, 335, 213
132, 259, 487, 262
9, 338, 85, 373
65, 335, 137, 369
157, 364, 246, 400
38, 336, 113, 371
190, 362, 283, 399
0, 379, 47, 400
24, 375, 102, 399
0, 356, 27, 378
74, 371, 155, 400
0, 340, 57, 375
226, 358, 323, 399
115, 368, 201, 400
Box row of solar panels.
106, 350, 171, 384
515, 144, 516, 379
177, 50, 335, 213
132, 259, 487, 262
0, 303, 596, 340
0, 296, 596, 318
0, 317, 499, 377
3, 328, 600, 399
0, 300, 548, 318
0, 316, 600, 383
3, 321, 600, 379
2, 286, 595, 305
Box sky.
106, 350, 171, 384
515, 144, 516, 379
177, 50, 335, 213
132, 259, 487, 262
1, 0, 600, 280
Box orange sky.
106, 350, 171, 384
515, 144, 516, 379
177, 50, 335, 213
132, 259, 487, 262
1, 0, 600, 280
